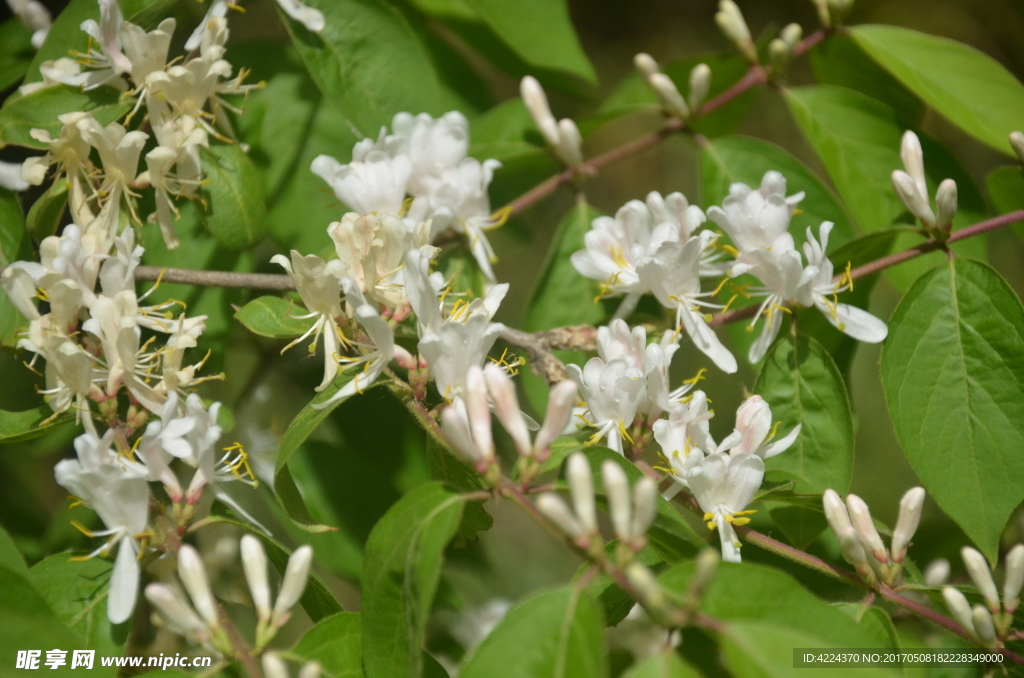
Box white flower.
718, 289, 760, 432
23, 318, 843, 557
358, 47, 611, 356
0, 160, 29, 192
440, 365, 496, 471
76, 117, 148, 242
638, 231, 737, 373
120, 17, 176, 89
271, 251, 348, 391
7, 0, 51, 49
135, 392, 194, 500
18, 58, 87, 94
404, 245, 445, 336
567, 358, 645, 455
717, 395, 801, 459
688, 452, 764, 563
311, 151, 412, 217
706, 171, 803, 259
76, 0, 133, 89
35, 334, 101, 431
143, 143, 205, 250
654, 391, 716, 491
22, 112, 96, 227
328, 212, 412, 310
891, 130, 936, 227
386, 111, 469, 194
275, 0, 325, 33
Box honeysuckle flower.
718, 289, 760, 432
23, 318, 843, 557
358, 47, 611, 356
76, 117, 148, 241
35, 333, 101, 432
717, 395, 801, 459
155, 314, 211, 396
688, 451, 764, 563
311, 151, 412, 217
846, 494, 888, 566
271, 544, 313, 627
654, 391, 716, 493
119, 18, 176, 87
177, 544, 221, 630
385, 111, 470, 194
689, 63, 711, 111
184, 0, 228, 52
1004, 545, 1024, 615
275, 0, 326, 33
135, 393, 193, 500
328, 212, 414, 310
271, 251, 348, 391
706, 171, 803, 260
972, 606, 998, 645
1011, 131, 1024, 164
404, 245, 446, 336
18, 57, 90, 94
962, 547, 1000, 614
22, 112, 96, 226
76, 0, 133, 89
7, 0, 51, 48
145, 583, 211, 641
55, 430, 149, 623
567, 357, 646, 454
142, 142, 204, 250
638, 231, 738, 373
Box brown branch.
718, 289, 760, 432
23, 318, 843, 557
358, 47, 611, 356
133, 266, 297, 291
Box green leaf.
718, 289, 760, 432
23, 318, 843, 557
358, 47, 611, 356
834, 604, 899, 650
0, 406, 73, 444
0, 187, 30, 346
0, 19, 33, 93
700, 134, 857, 250
281, 0, 445, 139
291, 612, 363, 678
0, 85, 132, 149
578, 447, 704, 563
575, 543, 663, 628
25, 178, 68, 242
769, 506, 828, 551
987, 166, 1024, 239
0, 523, 29, 577
622, 650, 702, 678
199, 144, 268, 250
851, 25, 1024, 156
461, 0, 595, 84
881, 259, 1024, 562
754, 333, 854, 494
361, 482, 465, 678
460, 587, 607, 678
235, 296, 315, 339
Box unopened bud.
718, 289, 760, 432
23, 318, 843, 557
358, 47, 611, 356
178, 545, 220, 629
688, 64, 711, 112
649, 73, 690, 120
768, 39, 790, 68
822, 489, 853, 535
781, 23, 803, 47
602, 461, 632, 542
626, 562, 664, 609
631, 477, 657, 545
567, 453, 597, 533
845, 494, 888, 564
890, 486, 925, 563
688, 548, 720, 603
298, 661, 322, 678
812, 0, 831, 27
262, 654, 289, 678
1003, 544, 1024, 614
441, 407, 485, 465
241, 535, 272, 622
534, 380, 577, 458
634, 53, 660, 79
273, 545, 313, 625
520, 76, 560, 148
972, 605, 998, 644
537, 493, 585, 539
716, 0, 757, 63
483, 364, 530, 459
923, 558, 951, 587
961, 547, 1000, 613
464, 365, 495, 461
892, 170, 936, 226
934, 179, 957, 232
942, 586, 976, 638
900, 130, 928, 198
838, 526, 873, 582
145, 583, 207, 636
1011, 131, 1024, 164
556, 118, 583, 167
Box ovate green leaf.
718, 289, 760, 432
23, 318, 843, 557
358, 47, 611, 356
0, 85, 132, 150
200, 144, 268, 250
622, 650, 701, 678
291, 612, 362, 678
235, 296, 315, 339
25, 178, 68, 242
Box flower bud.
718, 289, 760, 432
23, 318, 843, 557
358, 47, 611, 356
890, 486, 925, 563
972, 605, 998, 644
520, 76, 560, 148
465, 365, 495, 461
900, 130, 928, 199
567, 452, 596, 533
812, 0, 832, 27
942, 586, 976, 638
602, 461, 632, 541
837, 526, 870, 574
934, 179, 957, 232
634, 53, 660, 80
556, 118, 583, 167
145, 583, 207, 636
1003, 544, 1024, 614
688, 64, 711, 112
241, 535, 272, 622
781, 23, 803, 47
537, 493, 585, 538
822, 489, 853, 535
273, 545, 313, 625
298, 661, 322, 678
961, 546, 1000, 613
688, 548, 720, 603
178, 545, 220, 629
892, 170, 936, 226
441, 407, 485, 465
483, 364, 531, 458
715, 0, 757, 63
768, 39, 789, 68
534, 380, 577, 458
845, 494, 888, 564
649, 73, 690, 120
626, 562, 664, 609
1011, 131, 1024, 164
262, 654, 289, 678
631, 477, 657, 544
923, 558, 951, 587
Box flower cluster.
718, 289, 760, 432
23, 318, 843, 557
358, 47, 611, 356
942, 545, 1024, 646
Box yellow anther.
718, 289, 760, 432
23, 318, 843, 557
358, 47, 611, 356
35, 287, 50, 301
684, 368, 707, 387
618, 420, 635, 445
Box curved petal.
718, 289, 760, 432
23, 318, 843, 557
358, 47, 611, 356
107, 537, 139, 624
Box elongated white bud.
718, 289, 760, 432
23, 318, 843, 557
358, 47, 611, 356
822, 489, 852, 535
715, 0, 757, 63
537, 492, 584, 538
900, 130, 928, 199
178, 545, 220, 629
241, 535, 272, 622
441, 407, 484, 464
626, 562, 664, 608
567, 452, 597, 533
634, 53, 660, 79
689, 64, 711, 112
891, 170, 936, 226
890, 486, 925, 563
464, 365, 495, 461
145, 583, 207, 636
631, 477, 657, 544
273, 545, 313, 625
534, 380, 577, 456
556, 118, 583, 167
262, 654, 289, 678
934, 179, 957, 232
845, 494, 888, 564
972, 605, 998, 644
649, 73, 689, 120
961, 547, 1000, 613
924, 558, 951, 587
1011, 131, 1024, 164
520, 76, 560, 148
602, 461, 632, 541
1003, 544, 1024, 614
942, 586, 976, 638
483, 364, 531, 458
837, 526, 868, 568
298, 661, 322, 678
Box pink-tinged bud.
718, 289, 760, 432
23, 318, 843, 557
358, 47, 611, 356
1003, 544, 1024, 614
241, 535, 272, 622
534, 380, 577, 458
688, 63, 711, 112
441, 407, 484, 465
464, 366, 494, 461
822, 489, 853, 536
567, 452, 596, 533
631, 477, 657, 544
891, 170, 936, 226
900, 130, 928, 198
1011, 131, 1024, 164
923, 558, 951, 587
845, 494, 888, 564
483, 364, 531, 458
556, 118, 583, 167
972, 605, 997, 644
177, 545, 220, 629
536, 493, 584, 538
520, 76, 559, 148
633, 53, 659, 79
890, 486, 925, 563
942, 587, 976, 638
262, 653, 289, 678
649, 73, 689, 120
602, 461, 631, 541
935, 179, 957, 232
961, 547, 1000, 613
837, 526, 869, 570
145, 583, 207, 636
273, 545, 313, 626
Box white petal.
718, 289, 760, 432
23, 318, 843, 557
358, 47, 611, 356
760, 422, 801, 459
680, 307, 737, 374
816, 299, 888, 343
107, 537, 139, 624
